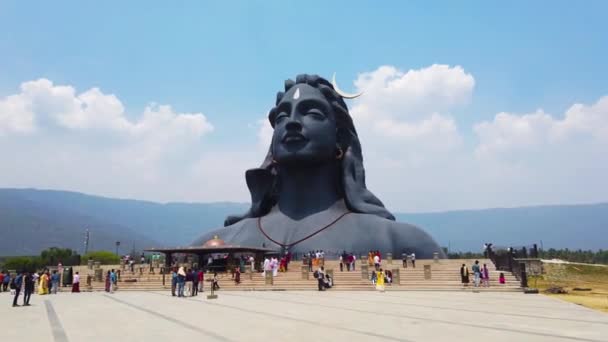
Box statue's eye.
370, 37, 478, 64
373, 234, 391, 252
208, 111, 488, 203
275, 112, 288, 123
306, 109, 325, 119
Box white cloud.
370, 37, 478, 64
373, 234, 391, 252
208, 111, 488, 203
0, 94, 36, 135
349, 64, 472, 154
1, 78, 214, 138
0, 78, 219, 203
474, 96, 608, 157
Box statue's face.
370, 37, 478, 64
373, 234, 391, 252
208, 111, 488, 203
271, 84, 337, 165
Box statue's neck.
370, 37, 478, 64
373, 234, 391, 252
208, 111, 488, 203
277, 161, 342, 220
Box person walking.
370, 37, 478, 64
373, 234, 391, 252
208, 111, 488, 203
12, 271, 23, 307
23, 271, 34, 306
50, 270, 60, 294
2, 271, 10, 292
171, 269, 177, 296
316, 267, 326, 291
472, 260, 481, 287
110, 269, 117, 293
482, 264, 490, 287
105, 271, 111, 292
177, 267, 186, 297
234, 267, 241, 285
375, 268, 385, 292
72, 272, 80, 293
373, 254, 380, 271
0, 271, 4, 293
460, 264, 469, 287
192, 269, 199, 296
38, 270, 49, 295
197, 269, 204, 293
411, 253, 416, 268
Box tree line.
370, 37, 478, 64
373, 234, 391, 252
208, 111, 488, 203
0, 247, 120, 271
447, 248, 608, 265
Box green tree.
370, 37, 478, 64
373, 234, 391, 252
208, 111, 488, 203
3, 256, 43, 272
81, 251, 120, 265
40, 247, 77, 266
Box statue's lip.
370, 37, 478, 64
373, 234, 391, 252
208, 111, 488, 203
282, 133, 307, 143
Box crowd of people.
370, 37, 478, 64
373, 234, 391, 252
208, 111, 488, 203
4, 252, 515, 304
171, 267, 205, 297
460, 260, 506, 287
105, 269, 118, 293
339, 251, 356, 271
303, 251, 325, 272
262, 252, 292, 277
370, 268, 393, 290
2, 267, 82, 307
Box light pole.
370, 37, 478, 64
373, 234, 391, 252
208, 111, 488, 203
115, 241, 121, 256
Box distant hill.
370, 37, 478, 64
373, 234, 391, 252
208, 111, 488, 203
0, 188, 606, 255
396, 203, 608, 252
0, 188, 247, 256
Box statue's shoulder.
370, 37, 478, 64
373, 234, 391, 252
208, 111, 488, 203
345, 213, 443, 258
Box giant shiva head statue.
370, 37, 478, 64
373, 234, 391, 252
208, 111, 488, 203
224, 74, 395, 226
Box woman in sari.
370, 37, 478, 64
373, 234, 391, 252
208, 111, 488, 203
368, 251, 374, 266
38, 270, 49, 295
375, 268, 385, 292
105, 271, 111, 292
72, 272, 80, 293
234, 267, 241, 285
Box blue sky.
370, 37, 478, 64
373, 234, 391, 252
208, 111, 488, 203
1, 1, 607, 212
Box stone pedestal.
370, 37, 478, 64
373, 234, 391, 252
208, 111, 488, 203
423, 265, 432, 280
245, 265, 253, 280
361, 264, 369, 280
93, 261, 101, 269
391, 268, 400, 285
87, 259, 94, 270
94, 268, 103, 282
265, 271, 273, 285
433, 252, 439, 264
387, 253, 393, 264
301, 265, 309, 280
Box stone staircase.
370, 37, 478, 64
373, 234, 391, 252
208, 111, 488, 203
79, 259, 522, 292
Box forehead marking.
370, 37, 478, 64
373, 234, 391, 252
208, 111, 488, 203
293, 87, 300, 100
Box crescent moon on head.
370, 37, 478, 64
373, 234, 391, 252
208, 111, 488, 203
331, 73, 363, 99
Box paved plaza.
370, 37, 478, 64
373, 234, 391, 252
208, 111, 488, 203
2, 290, 608, 342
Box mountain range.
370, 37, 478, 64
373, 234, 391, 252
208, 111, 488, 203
1, 188, 606, 256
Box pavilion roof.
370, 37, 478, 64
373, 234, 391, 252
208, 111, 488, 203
144, 245, 278, 254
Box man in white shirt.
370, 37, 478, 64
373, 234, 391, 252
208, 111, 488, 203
263, 257, 271, 276
411, 253, 416, 268
373, 254, 380, 270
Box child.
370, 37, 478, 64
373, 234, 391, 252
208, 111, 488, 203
499, 272, 505, 285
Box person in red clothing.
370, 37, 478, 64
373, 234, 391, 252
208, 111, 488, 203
197, 269, 204, 292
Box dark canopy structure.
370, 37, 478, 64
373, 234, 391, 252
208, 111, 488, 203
145, 235, 278, 269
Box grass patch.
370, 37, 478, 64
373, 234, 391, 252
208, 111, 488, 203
529, 263, 608, 313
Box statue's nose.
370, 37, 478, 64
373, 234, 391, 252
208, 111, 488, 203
285, 118, 302, 131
